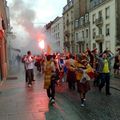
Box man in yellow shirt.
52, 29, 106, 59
95, 52, 114, 95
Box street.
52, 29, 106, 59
47, 84, 120, 120
0, 65, 120, 120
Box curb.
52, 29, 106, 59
110, 86, 120, 91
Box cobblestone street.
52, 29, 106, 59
0, 66, 120, 120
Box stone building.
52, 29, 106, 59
0, 0, 10, 81
74, 0, 90, 53
51, 17, 64, 53
63, 0, 75, 53
89, 0, 120, 53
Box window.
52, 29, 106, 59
86, 43, 88, 48
52, 28, 54, 33
58, 24, 59, 30
66, 19, 69, 26
86, 29, 89, 38
56, 33, 57, 39
80, 17, 84, 25
93, 28, 96, 39
76, 45, 79, 53
93, 43, 96, 49
71, 21, 74, 25
98, 10, 102, 18
92, 14, 96, 24
82, 31, 84, 38
71, 11, 73, 19
106, 24, 110, 36
99, 42, 103, 53
105, 7, 110, 19
58, 32, 59, 39
99, 27, 102, 34
64, 25, 65, 29
106, 41, 110, 50
76, 33, 78, 41
85, 13, 89, 23
75, 20, 79, 28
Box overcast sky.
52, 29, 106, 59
7, 0, 67, 25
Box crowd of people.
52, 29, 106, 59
21, 48, 120, 107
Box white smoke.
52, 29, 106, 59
8, 0, 65, 55
8, 0, 44, 55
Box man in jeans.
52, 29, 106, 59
95, 50, 114, 95
44, 55, 56, 103
25, 51, 35, 87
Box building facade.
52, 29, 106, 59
45, 21, 53, 54
51, 17, 64, 53
0, 0, 10, 81
46, 0, 119, 54
89, 0, 120, 53
63, 0, 75, 53
74, 0, 90, 53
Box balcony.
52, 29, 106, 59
84, 21, 90, 27
63, 0, 73, 13
66, 19, 69, 26
64, 40, 70, 47
95, 17, 103, 27
76, 37, 85, 44
95, 34, 104, 42
64, 30, 70, 37
71, 40, 75, 45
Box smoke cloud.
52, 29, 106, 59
9, 0, 45, 55
8, 0, 62, 55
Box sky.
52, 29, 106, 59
6, 0, 67, 54
7, 0, 66, 26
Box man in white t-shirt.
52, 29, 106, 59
24, 51, 35, 87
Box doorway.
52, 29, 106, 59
99, 42, 103, 53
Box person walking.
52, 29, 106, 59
113, 49, 120, 76
66, 54, 76, 90
75, 55, 91, 107
43, 55, 56, 103
24, 51, 35, 87
95, 50, 114, 95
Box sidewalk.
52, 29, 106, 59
0, 67, 48, 120
110, 75, 120, 91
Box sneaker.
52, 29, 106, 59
49, 97, 52, 101
51, 99, 55, 103
28, 84, 32, 87
81, 103, 85, 107
83, 98, 86, 101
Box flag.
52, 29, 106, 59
46, 45, 51, 55
86, 64, 94, 79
